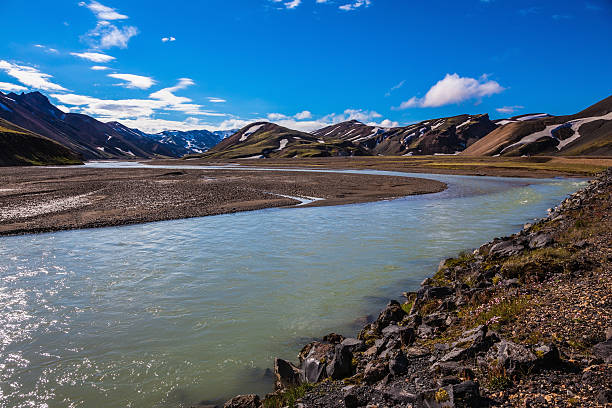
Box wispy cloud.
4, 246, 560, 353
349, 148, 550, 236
339, 0, 371, 11
108, 73, 155, 89
91, 65, 110, 70
78, 1, 127, 20
207, 97, 227, 103
496, 105, 524, 114
271, 0, 372, 11
272, 0, 301, 9
34, 44, 59, 54
162, 36, 176, 42
552, 14, 572, 20
394, 73, 505, 109
0, 82, 28, 92
385, 79, 405, 97
70, 51, 116, 63
0, 60, 67, 91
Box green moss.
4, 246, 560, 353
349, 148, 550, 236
401, 300, 414, 314
460, 295, 531, 330
263, 384, 315, 408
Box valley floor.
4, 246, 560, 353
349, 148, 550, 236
0, 166, 445, 236
157, 155, 612, 178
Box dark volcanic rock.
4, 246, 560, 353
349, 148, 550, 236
363, 360, 389, 384
273, 358, 301, 390
326, 343, 354, 380
371, 300, 406, 333
529, 232, 554, 249
440, 325, 498, 362
593, 339, 612, 363
489, 240, 525, 257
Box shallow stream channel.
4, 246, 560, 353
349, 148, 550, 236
0, 163, 586, 407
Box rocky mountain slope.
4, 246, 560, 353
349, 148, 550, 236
0, 118, 82, 166
463, 95, 612, 157
200, 122, 368, 159
0, 91, 179, 160
220, 169, 612, 408
150, 129, 226, 154
313, 115, 497, 156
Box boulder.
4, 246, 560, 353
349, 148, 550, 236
341, 337, 365, 353
489, 240, 524, 257
484, 340, 561, 375
423, 286, 454, 300
383, 383, 417, 405
322, 333, 345, 344
343, 386, 371, 408
273, 358, 301, 390
300, 342, 335, 384
363, 360, 389, 384
440, 325, 498, 362
529, 233, 554, 249
593, 339, 612, 363
416, 381, 480, 408
223, 395, 261, 408
388, 351, 409, 376
371, 300, 406, 333
326, 343, 354, 380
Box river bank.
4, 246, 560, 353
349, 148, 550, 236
221, 169, 612, 408
0, 166, 445, 236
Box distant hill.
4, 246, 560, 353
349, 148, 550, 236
0, 118, 83, 166
0, 91, 179, 160
463, 95, 612, 156
314, 114, 497, 155
201, 122, 368, 159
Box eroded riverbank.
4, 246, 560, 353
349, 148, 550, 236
0, 165, 445, 236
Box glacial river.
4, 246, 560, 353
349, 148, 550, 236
0, 164, 585, 407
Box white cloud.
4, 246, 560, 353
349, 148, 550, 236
70, 51, 116, 62
496, 105, 524, 114
294, 110, 312, 120
272, 0, 302, 9
56, 105, 71, 113
339, 0, 371, 11
113, 117, 216, 133
162, 37, 176, 42
91, 65, 110, 70
108, 73, 155, 90
78, 1, 128, 20
367, 119, 399, 128
272, 0, 372, 10
0, 60, 67, 91
34, 44, 59, 53
79, 2, 137, 49
250, 108, 392, 133
0, 82, 28, 92
49, 78, 226, 132
84, 21, 139, 49
395, 73, 505, 109
208, 97, 226, 103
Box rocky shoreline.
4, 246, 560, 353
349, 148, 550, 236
214, 169, 612, 408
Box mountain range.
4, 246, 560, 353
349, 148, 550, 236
0, 91, 610, 166
202, 122, 368, 159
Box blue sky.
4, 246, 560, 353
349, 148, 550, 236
0, 0, 610, 132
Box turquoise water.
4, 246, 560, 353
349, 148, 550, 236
0, 168, 585, 407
